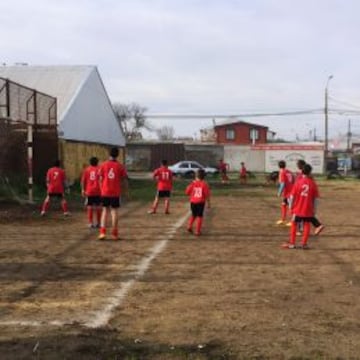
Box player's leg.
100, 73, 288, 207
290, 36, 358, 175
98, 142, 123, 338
277, 198, 288, 225
311, 217, 325, 235
187, 203, 196, 232
282, 215, 297, 249
99, 197, 109, 239
61, 194, 69, 215
301, 219, 311, 248
40, 194, 50, 215
195, 203, 205, 236
164, 191, 171, 214
149, 192, 159, 214
110, 197, 120, 240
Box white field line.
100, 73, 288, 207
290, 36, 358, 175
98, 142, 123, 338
84, 211, 189, 328
0, 211, 189, 328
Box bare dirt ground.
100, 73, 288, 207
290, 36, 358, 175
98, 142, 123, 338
0, 181, 360, 359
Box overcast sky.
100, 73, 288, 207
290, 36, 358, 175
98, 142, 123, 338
2, 0, 360, 140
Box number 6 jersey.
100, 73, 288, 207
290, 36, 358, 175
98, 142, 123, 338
99, 159, 128, 197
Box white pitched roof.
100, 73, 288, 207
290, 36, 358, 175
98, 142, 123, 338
0, 65, 125, 147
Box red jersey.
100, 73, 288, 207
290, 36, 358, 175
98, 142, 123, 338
240, 166, 247, 176
291, 176, 319, 217
185, 179, 210, 204
153, 166, 173, 191
99, 159, 127, 197
278, 168, 294, 198
219, 162, 228, 172
81, 165, 101, 196
46, 166, 66, 194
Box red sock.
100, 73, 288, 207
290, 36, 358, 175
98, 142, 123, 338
196, 217, 203, 234
188, 216, 195, 229
290, 221, 297, 245
41, 199, 50, 213
302, 222, 311, 246
87, 207, 93, 224
61, 200, 68, 213
100, 227, 106, 235
281, 204, 287, 220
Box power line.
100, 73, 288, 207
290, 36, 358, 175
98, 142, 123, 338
328, 95, 360, 110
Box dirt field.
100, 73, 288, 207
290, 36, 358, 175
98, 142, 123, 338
0, 181, 360, 359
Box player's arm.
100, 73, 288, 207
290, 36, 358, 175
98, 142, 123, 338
277, 171, 285, 196
80, 171, 86, 197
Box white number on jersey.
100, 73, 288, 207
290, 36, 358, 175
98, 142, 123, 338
90, 170, 96, 181
108, 168, 115, 179
300, 184, 309, 197
193, 187, 203, 198
161, 172, 169, 180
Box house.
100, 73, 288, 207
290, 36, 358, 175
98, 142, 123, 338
214, 119, 269, 145
0, 65, 126, 180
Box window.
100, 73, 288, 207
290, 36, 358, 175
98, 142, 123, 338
249, 128, 259, 141
225, 128, 235, 140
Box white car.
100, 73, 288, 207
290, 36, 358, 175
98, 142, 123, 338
168, 161, 219, 178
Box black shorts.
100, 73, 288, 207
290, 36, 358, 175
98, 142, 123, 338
157, 190, 171, 198
293, 216, 314, 223
191, 202, 205, 217
101, 196, 121, 208
48, 193, 64, 199
86, 196, 101, 206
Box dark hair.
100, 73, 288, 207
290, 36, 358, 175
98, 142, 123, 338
297, 159, 306, 169
278, 160, 286, 169
197, 169, 206, 180
303, 163, 312, 175
90, 156, 99, 166
161, 160, 168, 166
54, 159, 61, 167
110, 147, 119, 158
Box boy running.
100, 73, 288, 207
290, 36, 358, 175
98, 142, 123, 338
98, 147, 128, 241
218, 159, 229, 184
40, 160, 69, 216
81, 157, 101, 228
282, 164, 320, 249
148, 160, 173, 214
276, 160, 294, 225
185, 169, 211, 236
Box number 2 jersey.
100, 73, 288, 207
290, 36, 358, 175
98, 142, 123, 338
81, 165, 101, 196
290, 175, 319, 217
185, 179, 211, 204
153, 166, 173, 191
99, 159, 128, 197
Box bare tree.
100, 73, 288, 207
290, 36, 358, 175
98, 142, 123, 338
113, 102, 152, 141
156, 125, 175, 141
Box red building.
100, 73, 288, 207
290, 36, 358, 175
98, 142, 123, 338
214, 120, 269, 145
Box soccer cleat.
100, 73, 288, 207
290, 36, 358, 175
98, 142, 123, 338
276, 219, 285, 225
296, 231, 302, 236
165, 211, 170, 215
187, 228, 193, 233
147, 210, 156, 214
111, 231, 119, 241
281, 242, 296, 249
98, 233, 106, 240
88, 223, 94, 229
299, 244, 310, 250
314, 225, 325, 236
285, 221, 292, 227
194, 232, 202, 236
63, 212, 71, 216
40, 211, 46, 217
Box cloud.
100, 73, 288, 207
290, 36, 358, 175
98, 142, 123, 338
1, 0, 360, 139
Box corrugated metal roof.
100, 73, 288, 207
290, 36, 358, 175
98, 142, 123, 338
0, 65, 125, 146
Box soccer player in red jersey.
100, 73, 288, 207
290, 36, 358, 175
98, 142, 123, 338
296, 159, 324, 235
98, 147, 128, 241
185, 169, 211, 236
239, 162, 247, 184
218, 159, 229, 184
276, 160, 294, 225
282, 163, 320, 249
81, 156, 101, 228
148, 160, 173, 214
40, 160, 69, 216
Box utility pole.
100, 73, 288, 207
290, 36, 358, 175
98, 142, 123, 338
324, 75, 333, 173
347, 119, 352, 152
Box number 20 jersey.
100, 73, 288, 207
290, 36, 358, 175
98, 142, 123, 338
99, 160, 127, 197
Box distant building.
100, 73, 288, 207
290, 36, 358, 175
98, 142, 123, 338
214, 120, 269, 145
